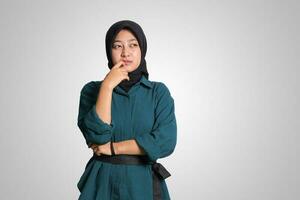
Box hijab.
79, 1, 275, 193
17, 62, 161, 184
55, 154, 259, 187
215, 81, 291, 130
105, 20, 149, 93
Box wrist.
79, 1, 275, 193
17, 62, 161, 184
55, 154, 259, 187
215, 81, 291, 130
102, 80, 114, 91
113, 142, 120, 155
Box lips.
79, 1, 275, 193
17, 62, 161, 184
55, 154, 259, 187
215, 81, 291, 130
123, 60, 133, 65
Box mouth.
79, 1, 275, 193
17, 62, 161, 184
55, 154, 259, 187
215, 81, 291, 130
122, 60, 133, 65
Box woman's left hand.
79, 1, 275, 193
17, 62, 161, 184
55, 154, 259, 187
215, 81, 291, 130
89, 142, 112, 156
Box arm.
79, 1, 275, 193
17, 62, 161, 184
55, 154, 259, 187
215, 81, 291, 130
78, 61, 128, 147
95, 81, 113, 125
77, 81, 115, 147
135, 83, 177, 161
113, 139, 146, 155
86, 82, 113, 147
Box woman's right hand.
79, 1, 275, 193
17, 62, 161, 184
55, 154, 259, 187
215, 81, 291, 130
102, 60, 130, 90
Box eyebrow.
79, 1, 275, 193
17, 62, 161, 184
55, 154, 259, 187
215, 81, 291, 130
113, 38, 138, 43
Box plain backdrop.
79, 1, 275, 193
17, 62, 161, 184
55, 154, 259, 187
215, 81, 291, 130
0, 0, 299, 199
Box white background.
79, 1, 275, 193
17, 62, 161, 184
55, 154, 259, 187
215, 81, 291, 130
0, 0, 299, 199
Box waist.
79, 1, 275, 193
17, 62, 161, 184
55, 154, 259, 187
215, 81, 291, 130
92, 153, 151, 165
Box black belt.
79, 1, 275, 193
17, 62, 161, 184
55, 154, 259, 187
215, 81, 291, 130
87, 153, 171, 200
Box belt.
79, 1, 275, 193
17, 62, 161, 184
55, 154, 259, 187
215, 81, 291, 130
87, 153, 171, 200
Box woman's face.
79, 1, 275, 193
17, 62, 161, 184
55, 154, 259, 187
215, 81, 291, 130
111, 29, 141, 72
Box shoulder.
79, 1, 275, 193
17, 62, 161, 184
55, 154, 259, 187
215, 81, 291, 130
151, 81, 171, 94
150, 81, 173, 102
80, 80, 103, 96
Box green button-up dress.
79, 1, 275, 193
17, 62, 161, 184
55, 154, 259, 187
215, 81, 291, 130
76, 75, 177, 200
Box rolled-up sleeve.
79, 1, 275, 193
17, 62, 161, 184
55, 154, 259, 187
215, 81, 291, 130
77, 81, 114, 147
135, 83, 177, 162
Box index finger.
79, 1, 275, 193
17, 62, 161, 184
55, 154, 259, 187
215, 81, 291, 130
112, 60, 124, 69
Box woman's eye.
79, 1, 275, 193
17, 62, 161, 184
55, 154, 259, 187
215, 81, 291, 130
130, 43, 138, 47
113, 45, 121, 49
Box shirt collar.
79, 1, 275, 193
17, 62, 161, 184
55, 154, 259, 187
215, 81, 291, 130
112, 75, 152, 96
139, 75, 153, 89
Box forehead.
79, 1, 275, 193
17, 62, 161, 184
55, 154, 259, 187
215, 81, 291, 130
113, 29, 138, 42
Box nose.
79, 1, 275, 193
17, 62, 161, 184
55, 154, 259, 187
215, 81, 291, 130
121, 46, 130, 57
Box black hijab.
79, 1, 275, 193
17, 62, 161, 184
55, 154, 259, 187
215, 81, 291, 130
105, 20, 149, 93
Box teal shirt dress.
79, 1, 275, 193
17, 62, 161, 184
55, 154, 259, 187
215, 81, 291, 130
76, 75, 177, 200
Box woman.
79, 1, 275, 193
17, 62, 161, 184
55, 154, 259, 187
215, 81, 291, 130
76, 20, 177, 200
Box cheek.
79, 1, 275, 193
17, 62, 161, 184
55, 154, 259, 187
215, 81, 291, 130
111, 51, 121, 61
133, 51, 141, 62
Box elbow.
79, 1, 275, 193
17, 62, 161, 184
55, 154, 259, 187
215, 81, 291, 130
160, 122, 177, 159
159, 136, 177, 159
85, 129, 112, 144
78, 120, 112, 145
